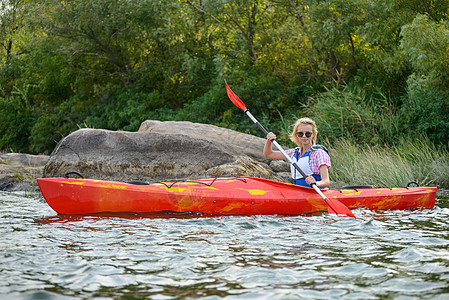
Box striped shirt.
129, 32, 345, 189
285, 147, 331, 174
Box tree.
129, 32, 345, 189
186, 0, 273, 66
308, 0, 367, 82
400, 14, 449, 91
1, 0, 448, 153
0, 0, 27, 64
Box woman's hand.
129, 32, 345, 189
264, 132, 285, 160
305, 175, 316, 186
266, 132, 277, 141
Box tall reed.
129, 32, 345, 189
329, 138, 449, 189
309, 85, 400, 146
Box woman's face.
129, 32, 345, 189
296, 124, 314, 147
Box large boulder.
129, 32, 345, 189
43, 120, 290, 183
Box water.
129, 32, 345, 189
1, 190, 448, 299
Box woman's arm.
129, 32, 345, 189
305, 164, 330, 188
263, 132, 287, 160
317, 164, 330, 188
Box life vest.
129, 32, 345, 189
291, 147, 322, 187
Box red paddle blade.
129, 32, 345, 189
225, 80, 246, 111
325, 198, 355, 218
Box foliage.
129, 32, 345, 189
399, 87, 449, 147
308, 85, 399, 145
0, 85, 36, 152
0, 0, 448, 155
400, 14, 449, 91
85, 87, 175, 131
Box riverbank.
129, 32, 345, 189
1, 127, 448, 192
0, 153, 48, 192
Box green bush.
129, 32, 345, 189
29, 114, 61, 154
176, 81, 228, 125
0, 87, 36, 152
308, 85, 399, 146
176, 75, 296, 141
82, 87, 177, 132
399, 88, 449, 148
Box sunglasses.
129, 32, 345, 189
296, 131, 312, 138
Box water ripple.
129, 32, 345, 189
0, 191, 448, 298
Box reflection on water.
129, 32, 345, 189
1, 191, 448, 299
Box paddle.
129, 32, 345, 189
225, 80, 355, 218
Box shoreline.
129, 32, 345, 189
0, 153, 48, 192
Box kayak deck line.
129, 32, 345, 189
37, 176, 437, 216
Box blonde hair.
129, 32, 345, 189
290, 117, 318, 146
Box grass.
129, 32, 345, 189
329, 138, 449, 189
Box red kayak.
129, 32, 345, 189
36, 176, 437, 215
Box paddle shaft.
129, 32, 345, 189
225, 80, 354, 217
244, 110, 328, 199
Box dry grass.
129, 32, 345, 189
328, 138, 449, 189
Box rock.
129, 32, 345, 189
1, 153, 49, 167
138, 120, 270, 162
277, 172, 293, 183
43, 121, 285, 183
0, 153, 49, 191
270, 160, 290, 172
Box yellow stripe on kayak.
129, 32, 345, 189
236, 188, 269, 196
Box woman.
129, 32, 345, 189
263, 117, 331, 188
